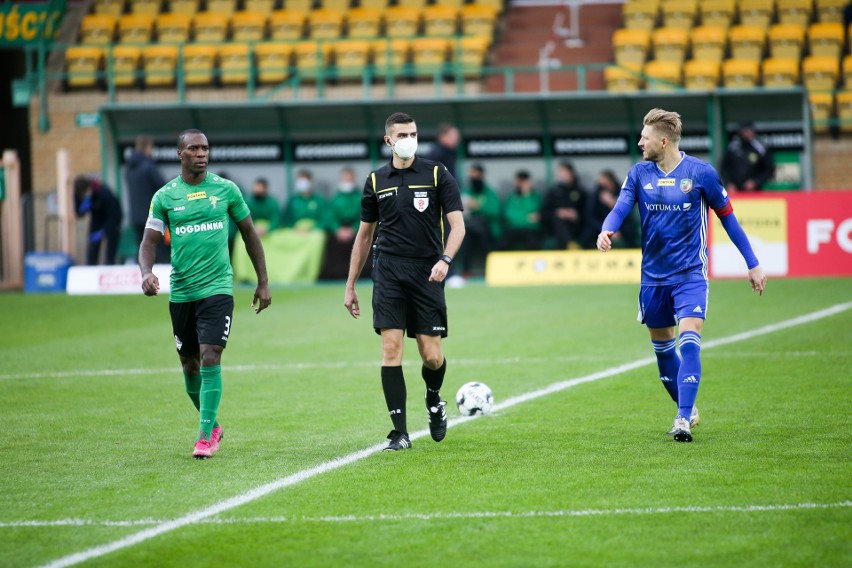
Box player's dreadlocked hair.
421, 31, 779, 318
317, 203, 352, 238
643, 108, 682, 143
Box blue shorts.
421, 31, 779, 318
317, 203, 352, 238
637, 281, 709, 328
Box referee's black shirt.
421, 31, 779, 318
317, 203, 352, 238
361, 156, 463, 260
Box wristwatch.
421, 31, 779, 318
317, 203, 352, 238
439, 254, 453, 266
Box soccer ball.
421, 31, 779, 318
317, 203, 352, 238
455, 382, 494, 416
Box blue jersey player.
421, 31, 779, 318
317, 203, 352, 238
597, 108, 767, 442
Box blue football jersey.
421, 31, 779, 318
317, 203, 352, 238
607, 153, 732, 285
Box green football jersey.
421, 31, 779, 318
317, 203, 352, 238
149, 172, 250, 302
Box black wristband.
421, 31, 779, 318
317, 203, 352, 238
439, 254, 453, 266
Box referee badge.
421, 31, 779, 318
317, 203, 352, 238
414, 191, 429, 212
680, 179, 693, 193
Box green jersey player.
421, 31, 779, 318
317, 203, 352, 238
139, 129, 271, 459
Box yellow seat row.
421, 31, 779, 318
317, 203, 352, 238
809, 91, 852, 133
613, 22, 846, 67
92, 0, 503, 18
80, 5, 499, 44
605, 54, 852, 92
622, 0, 848, 31
65, 36, 491, 88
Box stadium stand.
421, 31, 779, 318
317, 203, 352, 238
700, 0, 736, 28
156, 13, 192, 44
838, 91, 852, 131
691, 26, 727, 63
219, 43, 252, 84
372, 38, 409, 76
117, 14, 155, 44
816, 0, 847, 22
231, 12, 267, 42
768, 23, 806, 60
141, 44, 178, 86
738, 0, 775, 28
803, 55, 840, 91
65, 46, 102, 88
269, 10, 306, 41
622, 0, 659, 31
651, 27, 689, 64
170, 0, 201, 17
207, 0, 239, 17
131, 0, 162, 17
308, 9, 345, 40
423, 5, 459, 37
809, 91, 834, 132
643, 59, 683, 90
93, 0, 124, 19
762, 57, 801, 87
460, 4, 499, 37
730, 25, 766, 61
80, 14, 116, 44
110, 45, 142, 87
604, 64, 643, 91
193, 12, 230, 43
612, 28, 651, 67
384, 6, 421, 38
346, 8, 382, 40
411, 37, 449, 77
333, 39, 371, 79
661, 0, 698, 30
255, 42, 293, 83
808, 22, 845, 58
244, 0, 276, 15
182, 44, 217, 85
684, 59, 721, 89
722, 58, 761, 87
777, 0, 813, 27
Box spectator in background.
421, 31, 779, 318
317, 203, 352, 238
540, 161, 587, 249
125, 135, 167, 262
244, 177, 281, 237
456, 163, 501, 276
282, 169, 328, 231
583, 169, 639, 249
720, 120, 775, 192
425, 123, 461, 178
74, 175, 123, 265
323, 167, 365, 279
498, 170, 542, 251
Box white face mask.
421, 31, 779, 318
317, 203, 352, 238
392, 137, 417, 160
339, 181, 356, 193
295, 178, 311, 193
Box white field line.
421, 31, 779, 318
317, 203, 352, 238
6, 501, 850, 528
37, 300, 852, 568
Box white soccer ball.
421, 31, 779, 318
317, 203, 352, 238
455, 382, 494, 416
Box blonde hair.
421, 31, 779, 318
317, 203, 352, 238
643, 108, 682, 143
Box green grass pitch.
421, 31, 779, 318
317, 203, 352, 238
1, 277, 850, 567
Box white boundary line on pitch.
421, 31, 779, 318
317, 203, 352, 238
38, 301, 852, 568
6, 501, 850, 528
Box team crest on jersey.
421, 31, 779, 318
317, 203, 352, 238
413, 191, 429, 212
209, 196, 220, 208
680, 179, 693, 193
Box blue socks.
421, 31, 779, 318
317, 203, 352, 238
652, 338, 680, 403
676, 331, 702, 420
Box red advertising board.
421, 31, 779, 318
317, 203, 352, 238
786, 192, 852, 277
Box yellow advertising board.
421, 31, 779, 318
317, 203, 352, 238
710, 198, 788, 278
486, 250, 642, 287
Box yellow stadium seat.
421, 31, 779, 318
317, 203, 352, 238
130, 0, 161, 17
809, 92, 834, 133
722, 58, 761, 87
117, 14, 154, 44
156, 13, 191, 43
691, 26, 727, 63
309, 9, 344, 40
729, 25, 766, 61
244, 0, 276, 15
684, 59, 721, 89
700, 0, 736, 29
194, 13, 229, 43
294, 40, 333, 80
169, 0, 200, 16
384, 7, 421, 38
255, 42, 292, 83
333, 39, 371, 79
643, 59, 682, 90
142, 45, 178, 86
269, 11, 305, 41
612, 28, 651, 67
738, 0, 775, 29
843, 55, 852, 87
283, 0, 314, 11
803, 55, 839, 90
411, 37, 449, 77
80, 14, 116, 45
661, 0, 697, 30
320, 0, 352, 10
347, 8, 382, 39
232, 12, 267, 42
808, 22, 844, 58
93, 0, 124, 19
219, 43, 252, 84
423, 5, 458, 37
206, 0, 238, 16
837, 91, 852, 131
471, 0, 504, 15
460, 5, 498, 37
360, 0, 390, 10
181, 44, 217, 85
372, 38, 409, 76
762, 57, 801, 87
604, 64, 643, 91
450, 36, 491, 77
108, 45, 141, 87
622, 0, 659, 31
65, 46, 103, 88
816, 0, 847, 23
397, 0, 429, 9
769, 24, 805, 60
652, 27, 689, 64
777, 0, 813, 26
434, 0, 465, 8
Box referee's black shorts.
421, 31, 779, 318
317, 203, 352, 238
372, 254, 448, 338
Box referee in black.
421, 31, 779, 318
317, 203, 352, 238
344, 112, 466, 451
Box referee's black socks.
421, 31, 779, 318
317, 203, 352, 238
381, 366, 407, 433
422, 358, 447, 407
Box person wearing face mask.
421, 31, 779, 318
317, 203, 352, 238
344, 112, 466, 452
321, 167, 366, 280
244, 177, 281, 237
282, 169, 329, 232
456, 163, 501, 276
